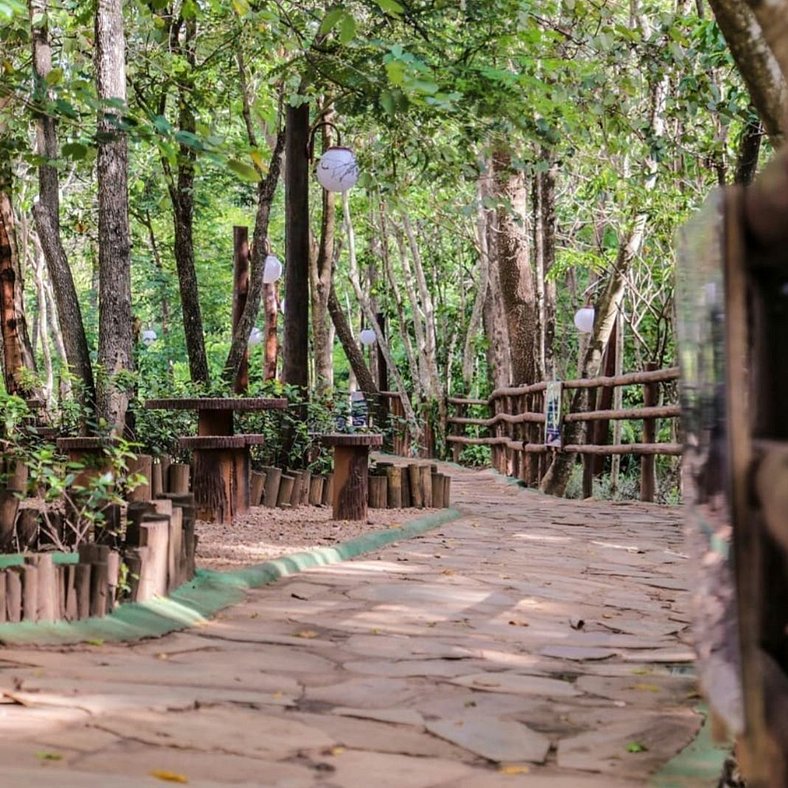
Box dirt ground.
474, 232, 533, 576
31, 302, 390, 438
195, 504, 436, 570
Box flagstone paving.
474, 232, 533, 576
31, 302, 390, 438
0, 465, 705, 786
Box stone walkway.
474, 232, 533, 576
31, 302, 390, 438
0, 465, 703, 786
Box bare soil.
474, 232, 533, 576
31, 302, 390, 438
195, 504, 434, 571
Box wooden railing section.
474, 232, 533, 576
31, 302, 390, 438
447, 366, 682, 501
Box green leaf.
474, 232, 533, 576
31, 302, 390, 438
62, 141, 88, 160
227, 158, 261, 182
380, 89, 396, 117
385, 60, 406, 86
626, 742, 648, 753
375, 0, 404, 13
338, 12, 356, 44
36, 752, 63, 762
231, 0, 250, 15
45, 68, 63, 86
319, 7, 345, 35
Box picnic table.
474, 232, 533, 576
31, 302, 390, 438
145, 397, 287, 524
320, 433, 383, 520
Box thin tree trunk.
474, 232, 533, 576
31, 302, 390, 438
164, 16, 209, 385
33, 248, 54, 402
327, 283, 377, 395
264, 282, 278, 380
310, 140, 336, 395
534, 150, 558, 380
28, 0, 94, 406
95, 0, 133, 433
734, 115, 763, 185
462, 170, 491, 390
342, 193, 420, 443
283, 102, 311, 389
223, 131, 285, 383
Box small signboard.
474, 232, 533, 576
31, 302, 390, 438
544, 381, 563, 447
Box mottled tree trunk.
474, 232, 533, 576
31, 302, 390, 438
28, 0, 94, 406
0, 189, 34, 395
167, 16, 209, 385
95, 0, 133, 433
310, 178, 336, 395
328, 283, 377, 395
533, 151, 557, 380
708, 0, 786, 143
283, 102, 310, 390
492, 149, 540, 386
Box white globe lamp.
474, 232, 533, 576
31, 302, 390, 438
315, 146, 359, 193
359, 328, 376, 346
142, 329, 157, 346
263, 254, 283, 284
248, 327, 263, 346
573, 307, 595, 334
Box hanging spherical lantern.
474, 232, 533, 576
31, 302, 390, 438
248, 327, 263, 346
142, 329, 157, 346
573, 306, 595, 334
359, 328, 376, 346
263, 254, 283, 284
315, 146, 359, 193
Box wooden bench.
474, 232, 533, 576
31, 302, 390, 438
320, 433, 383, 520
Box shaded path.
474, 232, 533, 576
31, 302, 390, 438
0, 465, 708, 786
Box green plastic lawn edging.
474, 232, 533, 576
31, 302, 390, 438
651, 705, 730, 787
0, 507, 462, 647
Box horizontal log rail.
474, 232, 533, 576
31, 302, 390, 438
446, 366, 683, 501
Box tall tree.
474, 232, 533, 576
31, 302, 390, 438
95, 0, 133, 432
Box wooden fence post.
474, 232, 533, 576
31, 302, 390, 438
640, 361, 659, 502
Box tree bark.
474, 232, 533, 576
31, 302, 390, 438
734, 115, 763, 185
534, 151, 557, 380
165, 15, 209, 385
310, 155, 336, 395
95, 0, 133, 433
0, 189, 33, 395
328, 283, 378, 395
708, 0, 786, 143
28, 0, 94, 406
492, 148, 540, 386
222, 131, 285, 384
283, 102, 310, 390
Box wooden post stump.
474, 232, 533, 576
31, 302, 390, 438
401, 467, 411, 508
408, 464, 423, 508
151, 462, 164, 498
168, 463, 191, 494
369, 475, 388, 508
308, 475, 324, 506
127, 454, 153, 502
250, 471, 266, 506
386, 466, 402, 509
277, 475, 294, 508
322, 474, 333, 507
263, 466, 282, 508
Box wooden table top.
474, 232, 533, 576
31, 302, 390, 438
144, 397, 288, 411
319, 433, 384, 447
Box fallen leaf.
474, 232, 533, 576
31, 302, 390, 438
508, 620, 529, 627
631, 668, 653, 676
323, 746, 345, 756
632, 683, 661, 693
36, 751, 63, 762
85, 639, 104, 647
498, 764, 530, 775
291, 593, 308, 601
626, 741, 648, 753
441, 569, 455, 576
151, 770, 189, 783
464, 700, 477, 708
294, 629, 319, 639
569, 617, 585, 630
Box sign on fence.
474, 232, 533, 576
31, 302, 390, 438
544, 381, 563, 447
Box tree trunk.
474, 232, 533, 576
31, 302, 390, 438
222, 131, 285, 384
264, 282, 278, 380
708, 0, 786, 143
328, 283, 377, 395
534, 151, 558, 380
310, 161, 336, 396
734, 115, 763, 185
28, 0, 94, 407
492, 148, 540, 386
0, 189, 33, 395
165, 16, 209, 385
283, 102, 310, 390
95, 0, 133, 433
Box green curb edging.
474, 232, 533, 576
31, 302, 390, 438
651, 705, 730, 787
0, 507, 462, 647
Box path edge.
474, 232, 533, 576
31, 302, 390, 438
0, 507, 462, 647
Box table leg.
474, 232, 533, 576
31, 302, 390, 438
193, 448, 233, 524
332, 446, 369, 520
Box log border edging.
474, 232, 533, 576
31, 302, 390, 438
0, 507, 462, 646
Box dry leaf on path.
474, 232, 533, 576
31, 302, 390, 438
294, 629, 319, 639
498, 764, 530, 775
151, 769, 189, 783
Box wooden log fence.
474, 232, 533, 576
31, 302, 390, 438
446, 366, 681, 502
